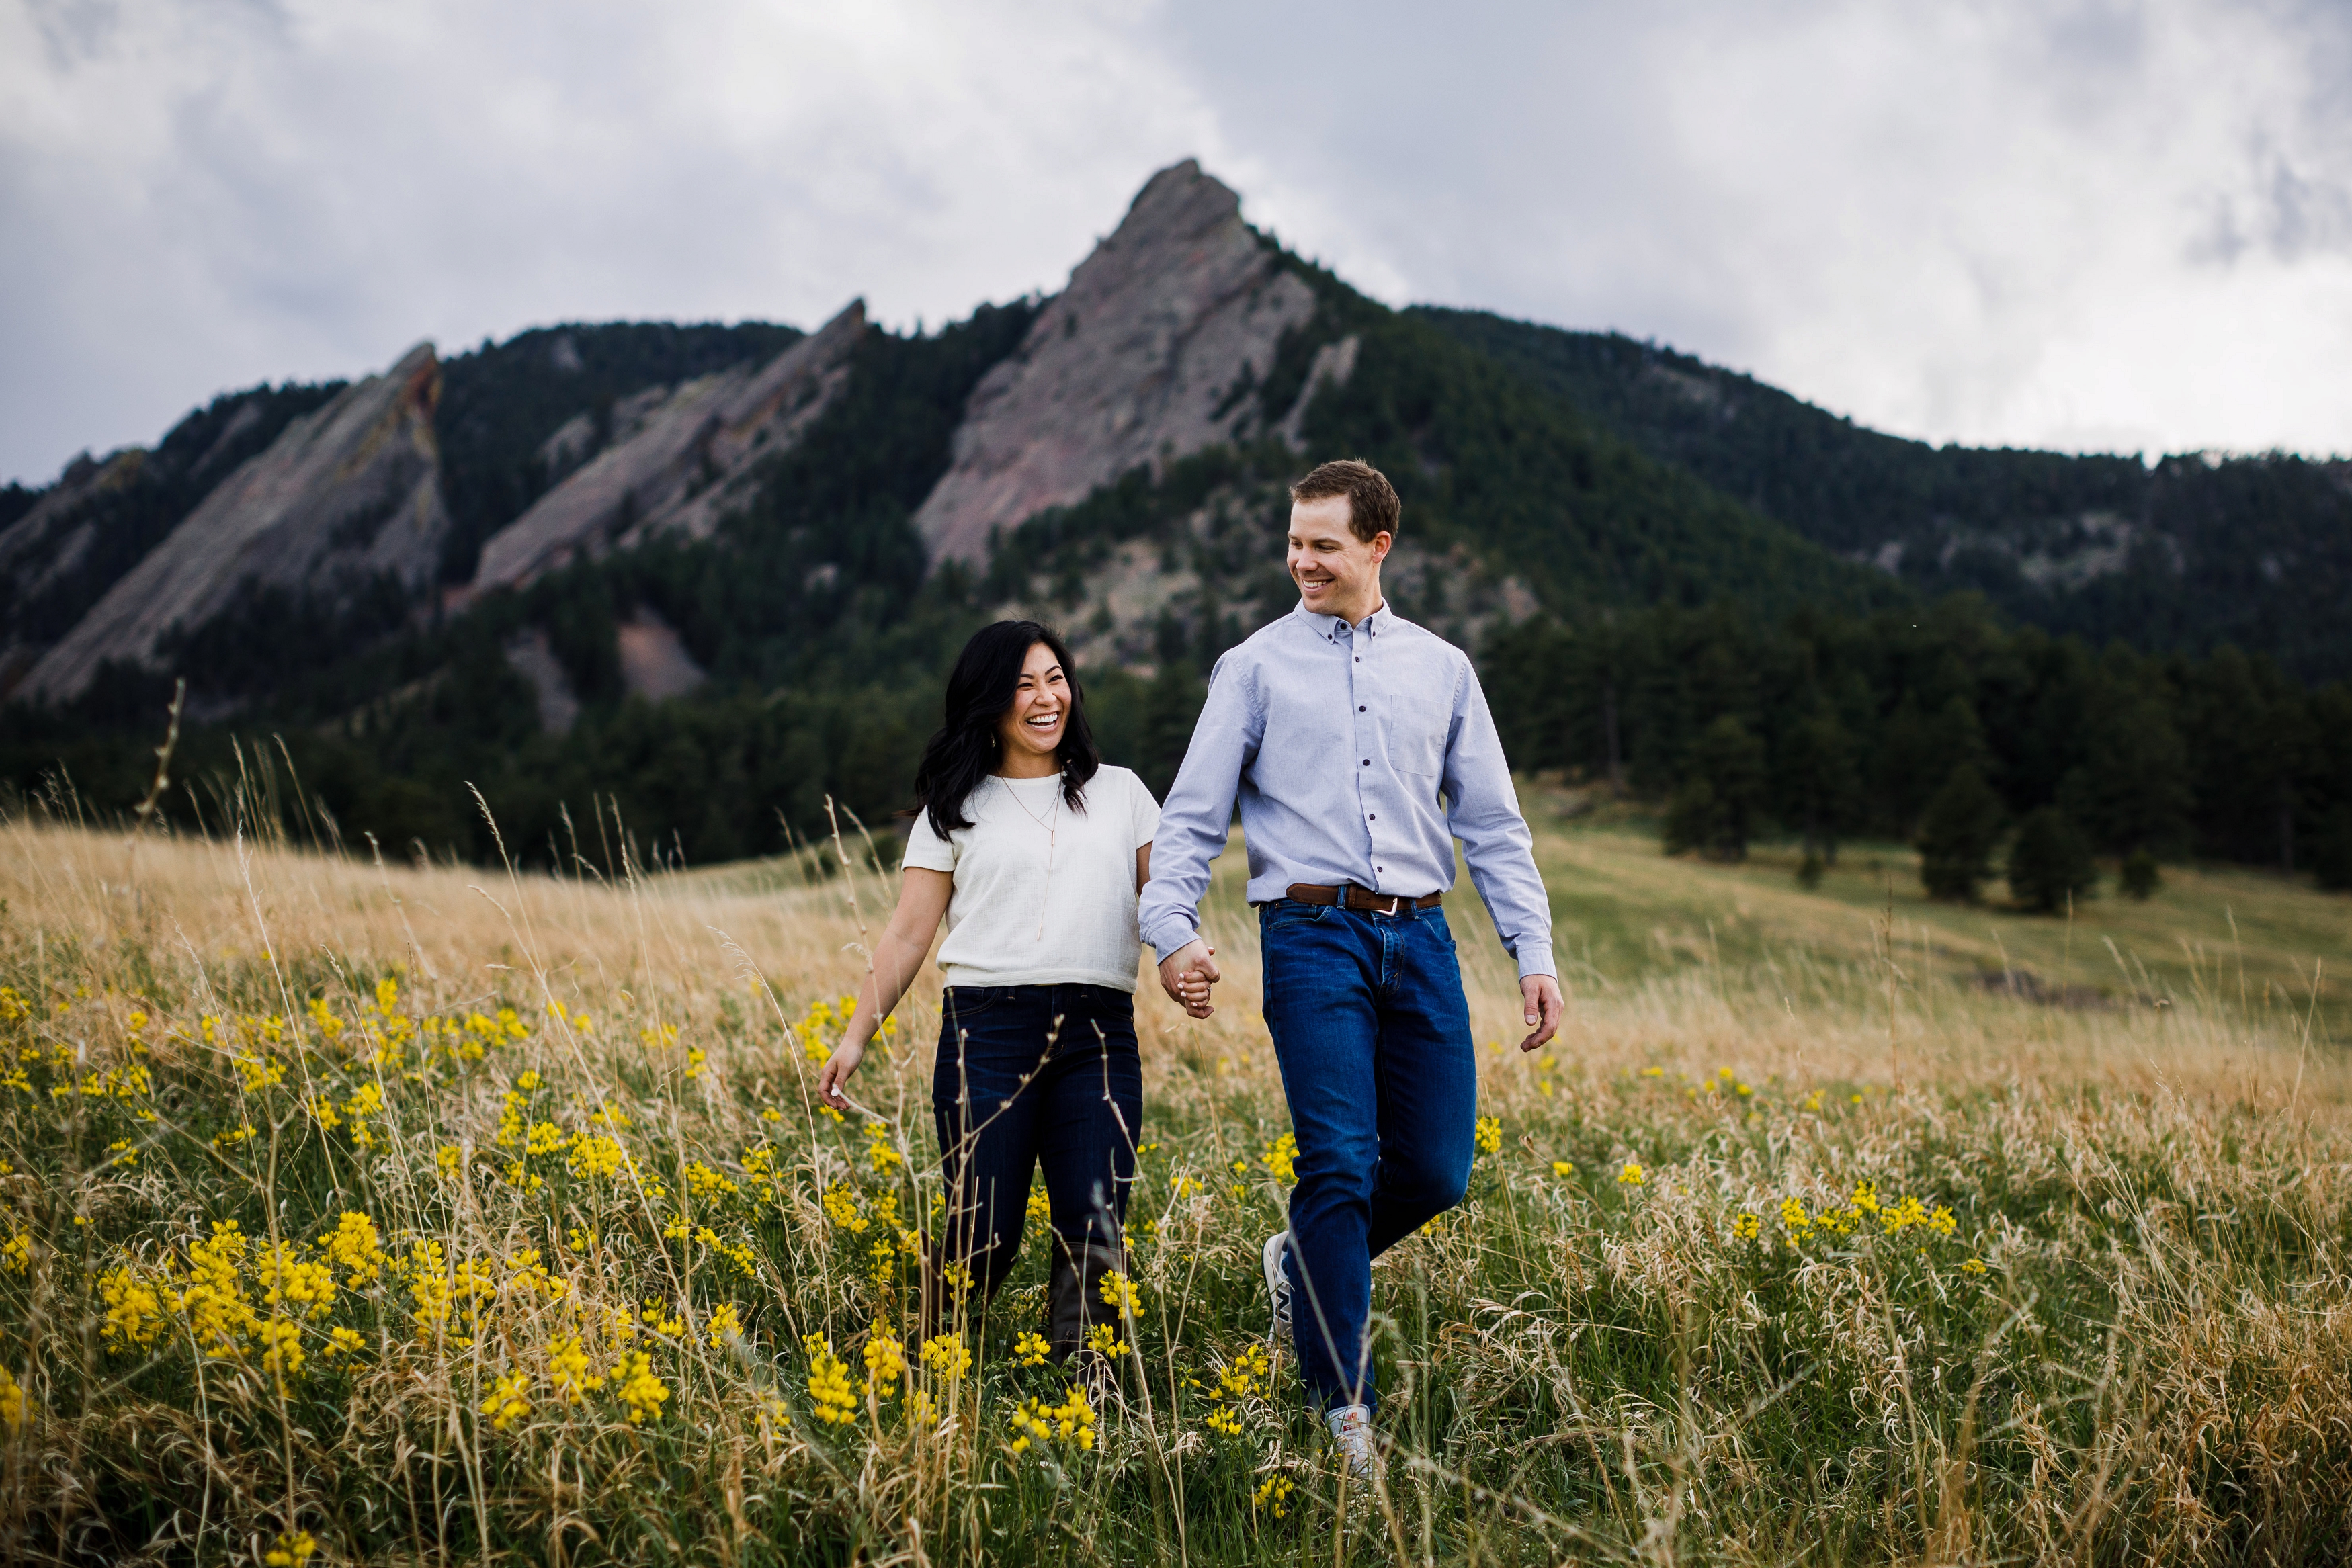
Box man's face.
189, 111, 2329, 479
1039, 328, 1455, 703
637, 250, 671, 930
1286, 494, 1390, 621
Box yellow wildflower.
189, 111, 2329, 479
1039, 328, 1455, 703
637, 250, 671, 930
821, 1184, 866, 1233
256, 1246, 337, 1319
257, 1317, 304, 1385
862, 1327, 905, 1397
263, 1532, 317, 1567
707, 1302, 743, 1347
1008, 1385, 1094, 1454
548, 1336, 604, 1402
920, 1333, 972, 1381
612, 1352, 668, 1423
482, 1370, 531, 1431
804, 1334, 858, 1425
321, 1212, 386, 1286
1261, 1132, 1299, 1182
1097, 1270, 1144, 1321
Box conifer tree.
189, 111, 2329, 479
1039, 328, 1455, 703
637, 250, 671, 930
2314, 807, 2352, 894
1781, 709, 1861, 865
1917, 764, 2003, 901
2007, 805, 2097, 912
1693, 714, 1765, 859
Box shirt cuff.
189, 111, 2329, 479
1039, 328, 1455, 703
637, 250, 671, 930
1142, 913, 1201, 963
1513, 941, 1558, 982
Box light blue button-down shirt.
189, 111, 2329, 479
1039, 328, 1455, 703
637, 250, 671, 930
1138, 601, 1556, 981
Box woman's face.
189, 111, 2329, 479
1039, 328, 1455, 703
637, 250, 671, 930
995, 640, 1068, 767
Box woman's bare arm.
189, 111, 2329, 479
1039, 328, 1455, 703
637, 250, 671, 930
816, 867, 952, 1109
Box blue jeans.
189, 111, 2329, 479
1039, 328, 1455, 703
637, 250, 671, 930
1261, 898, 1476, 1414
932, 984, 1142, 1297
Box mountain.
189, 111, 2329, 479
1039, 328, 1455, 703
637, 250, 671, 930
1416, 308, 2352, 681
1, 159, 2347, 881
17, 346, 448, 710
471, 301, 867, 592
912, 160, 1319, 564
0, 379, 346, 702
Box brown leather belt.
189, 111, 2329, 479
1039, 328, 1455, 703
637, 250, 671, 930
1285, 882, 1442, 913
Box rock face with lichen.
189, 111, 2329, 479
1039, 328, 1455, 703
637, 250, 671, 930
17, 347, 450, 706
470, 302, 866, 592
911, 160, 1321, 564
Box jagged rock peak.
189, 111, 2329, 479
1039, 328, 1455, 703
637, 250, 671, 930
17, 344, 450, 706
470, 300, 866, 592
911, 159, 1320, 564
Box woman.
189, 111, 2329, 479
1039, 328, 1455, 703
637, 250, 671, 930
818, 621, 1204, 1373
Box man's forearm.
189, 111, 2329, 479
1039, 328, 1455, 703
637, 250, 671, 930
1137, 668, 1253, 957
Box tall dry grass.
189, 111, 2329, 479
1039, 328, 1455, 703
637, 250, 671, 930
0, 789, 2347, 1565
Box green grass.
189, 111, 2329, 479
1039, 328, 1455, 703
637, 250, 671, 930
2, 813, 2347, 1565
1508, 793, 2350, 1038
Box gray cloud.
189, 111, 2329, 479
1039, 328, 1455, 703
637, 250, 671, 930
4, 0, 2350, 486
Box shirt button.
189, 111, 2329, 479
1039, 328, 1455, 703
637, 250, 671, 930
1361, 758, 1369, 766
1358, 705, 1366, 712
1369, 813, 1376, 820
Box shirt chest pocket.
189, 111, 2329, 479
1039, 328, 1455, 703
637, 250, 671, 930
1387, 693, 1449, 777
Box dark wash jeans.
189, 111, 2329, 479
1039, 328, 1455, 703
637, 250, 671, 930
932, 984, 1142, 1299
1260, 898, 1476, 1414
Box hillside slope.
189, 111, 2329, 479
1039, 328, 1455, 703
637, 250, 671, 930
1417, 307, 2352, 679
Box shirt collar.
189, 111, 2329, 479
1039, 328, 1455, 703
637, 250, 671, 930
1293, 599, 1392, 642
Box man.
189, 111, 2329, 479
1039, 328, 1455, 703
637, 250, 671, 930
1139, 458, 1563, 1477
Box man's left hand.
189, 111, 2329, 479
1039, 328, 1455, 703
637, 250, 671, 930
1518, 974, 1564, 1052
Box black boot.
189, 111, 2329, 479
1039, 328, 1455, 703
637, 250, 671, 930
1045, 1240, 1127, 1399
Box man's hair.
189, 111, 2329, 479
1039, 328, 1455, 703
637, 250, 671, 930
1290, 459, 1400, 543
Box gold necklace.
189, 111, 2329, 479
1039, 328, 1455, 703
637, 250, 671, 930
997, 774, 1062, 941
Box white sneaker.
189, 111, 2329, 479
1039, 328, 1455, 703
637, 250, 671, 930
1261, 1231, 1293, 1350
1326, 1403, 1377, 1481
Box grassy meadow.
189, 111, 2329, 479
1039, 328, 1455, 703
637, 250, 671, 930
0, 786, 2348, 1566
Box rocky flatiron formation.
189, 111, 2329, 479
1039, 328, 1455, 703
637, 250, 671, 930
17, 346, 450, 706
0, 451, 146, 693
911, 160, 1330, 564
470, 301, 866, 592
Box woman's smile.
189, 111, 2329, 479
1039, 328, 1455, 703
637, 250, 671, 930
997, 640, 1072, 771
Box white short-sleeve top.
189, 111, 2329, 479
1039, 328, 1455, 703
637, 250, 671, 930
901, 764, 1161, 992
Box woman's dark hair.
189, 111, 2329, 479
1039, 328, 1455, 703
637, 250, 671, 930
911, 621, 1100, 840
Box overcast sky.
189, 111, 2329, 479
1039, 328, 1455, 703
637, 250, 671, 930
5, 0, 2349, 487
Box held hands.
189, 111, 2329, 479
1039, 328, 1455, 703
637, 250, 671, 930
1157, 939, 1220, 1018
1518, 974, 1565, 1052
